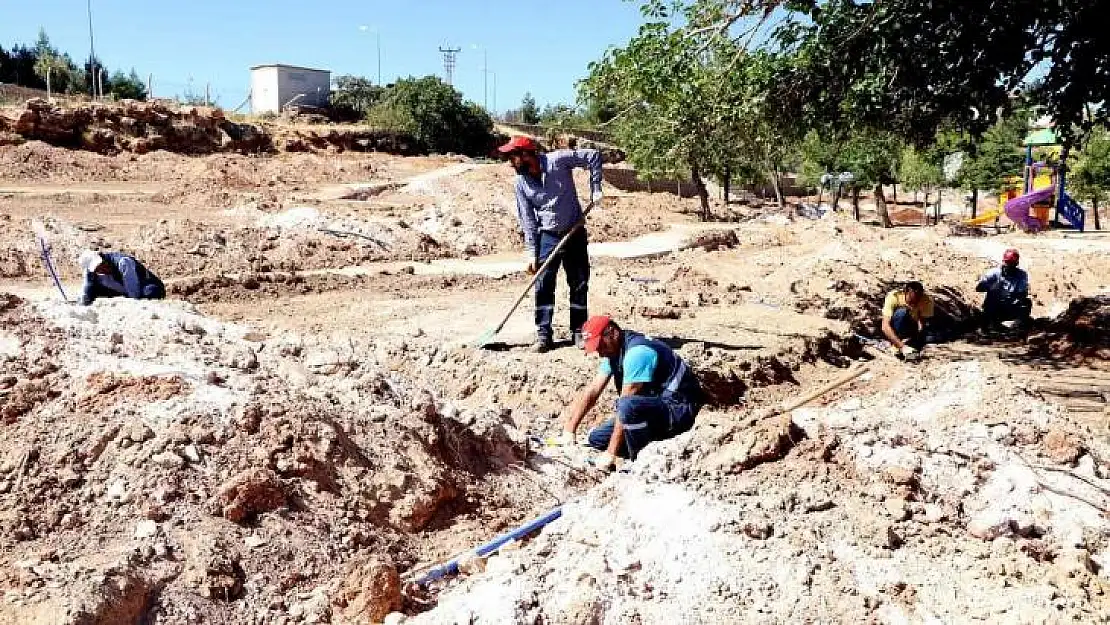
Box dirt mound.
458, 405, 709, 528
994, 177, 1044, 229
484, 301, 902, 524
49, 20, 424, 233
2, 98, 270, 155
414, 360, 1110, 623
0, 295, 559, 624
1027, 296, 1110, 362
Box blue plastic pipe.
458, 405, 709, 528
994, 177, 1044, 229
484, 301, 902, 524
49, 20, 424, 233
414, 506, 563, 586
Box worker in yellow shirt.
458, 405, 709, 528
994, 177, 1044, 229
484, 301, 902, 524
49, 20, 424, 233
881, 281, 934, 360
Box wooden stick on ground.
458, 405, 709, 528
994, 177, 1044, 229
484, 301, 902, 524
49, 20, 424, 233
754, 364, 872, 423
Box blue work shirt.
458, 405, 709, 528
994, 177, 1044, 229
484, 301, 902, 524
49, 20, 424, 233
976, 266, 1029, 306
80, 252, 162, 305
513, 149, 603, 256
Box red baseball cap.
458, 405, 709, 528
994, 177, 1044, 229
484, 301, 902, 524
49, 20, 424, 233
580, 315, 612, 353
498, 136, 538, 154
1002, 248, 1019, 265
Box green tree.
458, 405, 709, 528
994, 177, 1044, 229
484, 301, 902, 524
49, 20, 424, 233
330, 75, 384, 120
682, 0, 1109, 150
108, 69, 147, 101
369, 76, 493, 156
1071, 127, 1110, 230
520, 92, 539, 124
33, 29, 69, 99
957, 111, 1028, 216
581, 10, 801, 217
898, 146, 944, 205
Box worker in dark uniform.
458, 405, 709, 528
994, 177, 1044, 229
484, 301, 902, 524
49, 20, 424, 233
554, 315, 703, 470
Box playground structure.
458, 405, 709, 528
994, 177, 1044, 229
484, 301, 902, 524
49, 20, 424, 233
1003, 128, 1085, 232
962, 127, 1086, 232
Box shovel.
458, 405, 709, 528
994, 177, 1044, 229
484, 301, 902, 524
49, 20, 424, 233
476, 202, 595, 349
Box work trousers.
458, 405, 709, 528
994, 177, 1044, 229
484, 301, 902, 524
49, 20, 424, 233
87, 281, 165, 303
890, 308, 926, 350
587, 390, 701, 460
982, 296, 1033, 326
534, 227, 589, 342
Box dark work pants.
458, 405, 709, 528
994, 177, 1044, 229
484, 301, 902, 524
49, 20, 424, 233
534, 227, 589, 342
86, 281, 165, 303
890, 307, 925, 350
587, 392, 700, 460
982, 296, 1032, 326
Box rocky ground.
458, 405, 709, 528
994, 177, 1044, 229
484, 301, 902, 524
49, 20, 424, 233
2, 134, 1110, 624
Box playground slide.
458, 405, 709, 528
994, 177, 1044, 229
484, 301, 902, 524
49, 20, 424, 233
963, 208, 1004, 226
1004, 187, 1055, 232
1058, 192, 1086, 231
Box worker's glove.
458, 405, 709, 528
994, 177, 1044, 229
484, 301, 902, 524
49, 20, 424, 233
587, 452, 618, 472
889, 345, 902, 357
900, 345, 919, 360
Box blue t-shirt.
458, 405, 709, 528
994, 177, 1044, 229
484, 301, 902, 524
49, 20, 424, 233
598, 345, 658, 383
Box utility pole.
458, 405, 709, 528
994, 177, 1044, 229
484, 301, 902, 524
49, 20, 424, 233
483, 48, 488, 110
205, 83, 211, 106
97, 69, 104, 100
147, 73, 152, 98
86, 0, 97, 98
490, 72, 497, 119
377, 31, 382, 85
439, 45, 461, 86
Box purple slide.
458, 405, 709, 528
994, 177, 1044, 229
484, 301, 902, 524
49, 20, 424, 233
1004, 187, 1054, 232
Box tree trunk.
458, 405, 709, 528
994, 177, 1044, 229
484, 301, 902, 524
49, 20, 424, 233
46, 68, 52, 100
923, 191, 930, 224
874, 184, 892, 228
831, 184, 843, 212
970, 188, 978, 219
722, 166, 731, 204
691, 162, 710, 221
935, 194, 942, 225
852, 186, 861, 221
768, 167, 785, 208
892, 183, 898, 204
1094, 197, 1102, 230
914, 190, 919, 204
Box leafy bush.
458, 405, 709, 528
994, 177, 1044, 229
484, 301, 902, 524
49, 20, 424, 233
372, 76, 493, 156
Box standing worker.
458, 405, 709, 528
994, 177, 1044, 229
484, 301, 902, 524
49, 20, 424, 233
499, 136, 604, 353
880, 281, 934, 359
554, 315, 703, 470
77, 249, 165, 306
977, 248, 1032, 330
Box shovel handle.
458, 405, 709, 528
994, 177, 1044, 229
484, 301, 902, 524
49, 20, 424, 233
490, 203, 595, 335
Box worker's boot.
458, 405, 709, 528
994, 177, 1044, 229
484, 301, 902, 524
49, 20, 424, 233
573, 331, 585, 350
531, 338, 553, 354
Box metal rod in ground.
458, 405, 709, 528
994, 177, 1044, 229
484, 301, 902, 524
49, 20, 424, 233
38, 236, 69, 303
412, 506, 563, 586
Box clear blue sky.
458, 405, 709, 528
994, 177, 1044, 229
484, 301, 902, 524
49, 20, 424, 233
2, 0, 646, 111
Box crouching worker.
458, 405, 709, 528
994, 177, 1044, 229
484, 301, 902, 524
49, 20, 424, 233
977, 248, 1032, 330
555, 315, 703, 471
881, 281, 934, 360
78, 249, 165, 306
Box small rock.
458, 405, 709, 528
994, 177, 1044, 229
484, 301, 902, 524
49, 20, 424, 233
128, 423, 155, 443
884, 499, 909, 521
921, 504, 945, 523
245, 534, 268, 549
968, 517, 1010, 541
151, 451, 185, 469
106, 479, 131, 502
134, 520, 159, 539
1043, 430, 1083, 465
457, 551, 488, 575
181, 444, 202, 464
